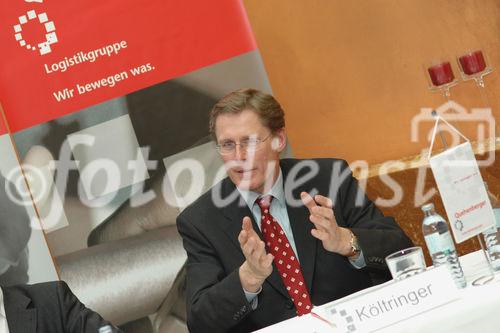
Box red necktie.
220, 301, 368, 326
257, 195, 312, 315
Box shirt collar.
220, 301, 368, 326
237, 168, 285, 209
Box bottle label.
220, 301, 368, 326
494, 208, 500, 228
484, 226, 497, 234
485, 209, 500, 233
424, 231, 455, 255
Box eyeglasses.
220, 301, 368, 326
215, 134, 272, 155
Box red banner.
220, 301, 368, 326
0, 0, 256, 133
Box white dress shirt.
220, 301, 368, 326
0, 287, 9, 333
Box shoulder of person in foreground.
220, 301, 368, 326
6, 281, 120, 332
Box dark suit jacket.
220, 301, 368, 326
177, 158, 413, 333
3, 281, 113, 333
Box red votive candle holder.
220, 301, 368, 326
459, 50, 486, 75
427, 62, 455, 86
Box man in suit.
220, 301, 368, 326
176, 88, 413, 332
0, 280, 118, 332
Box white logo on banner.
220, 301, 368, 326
13, 1, 58, 55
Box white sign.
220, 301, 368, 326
314, 267, 460, 332
429, 141, 496, 243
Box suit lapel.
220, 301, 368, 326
219, 178, 290, 299
281, 160, 318, 293
219, 177, 258, 250
3, 286, 37, 333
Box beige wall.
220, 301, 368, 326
244, 0, 500, 165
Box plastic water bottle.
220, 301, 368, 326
482, 183, 500, 271
422, 203, 467, 288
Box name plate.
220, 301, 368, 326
315, 267, 460, 332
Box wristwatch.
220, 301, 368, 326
348, 230, 361, 257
